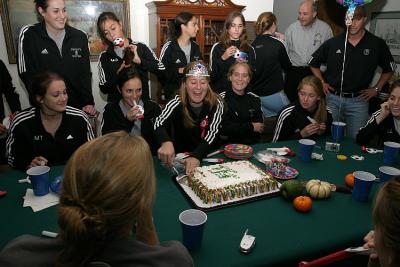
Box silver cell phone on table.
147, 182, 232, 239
240, 229, 256, 253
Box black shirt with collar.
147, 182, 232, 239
159, 39, 202, 100
17, 22, 93, 109
6, 106, 94, 170
219, 88, 263, 145
98, 38, 165, 102
356, 110, 400, 147
273, 101, 333, 142
309, 30, 396, 93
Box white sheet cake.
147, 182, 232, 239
187, 160, 278, 204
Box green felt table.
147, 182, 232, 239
0, 138, 392, 266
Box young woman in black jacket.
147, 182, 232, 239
154, 61, 223, 175
273, 75, 332, 142
159, 12, 202, 100
18, 0, 96, 115
357, 80, 400, 147
97, 12, 164, 102
101, 67, 161, 154
220, 62, 263, 145
210, 11, 256, 93
251, 12, 291, 118
7, 71, 94, 170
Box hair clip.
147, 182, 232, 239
186, 63, 210, 77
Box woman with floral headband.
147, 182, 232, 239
154, 61, 224, 175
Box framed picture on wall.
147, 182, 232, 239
0, 0, 130, 64
370, 11, 400, 63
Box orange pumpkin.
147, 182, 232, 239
293, 196, 312, 213
345, 173, 355, 188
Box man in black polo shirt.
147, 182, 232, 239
309, 6, 396, 139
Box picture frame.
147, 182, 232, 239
370, 11, 400, 63
0, 0, 130, 64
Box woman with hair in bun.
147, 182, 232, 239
0, 131, 193, 266
273, 75, 332, 142
97, 11, 164, 102
6, 71, 94, 170
251, 12, 291, 118
363, 176, 400, 267
159, 12, 202, 100
155, 61, 223, 175
101, 66, 161, 154
210, 11, 256, 93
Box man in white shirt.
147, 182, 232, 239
284, 0, 333, 102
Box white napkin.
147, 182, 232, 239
23, 189, 59, 212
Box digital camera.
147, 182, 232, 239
234, 50, 248, 61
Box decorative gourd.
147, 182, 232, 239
293, 196, 312, 212
305, 179, 332, 199
345, 173, 355, 188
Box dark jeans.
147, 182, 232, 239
284, 66, 312, 102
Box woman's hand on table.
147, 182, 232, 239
183, 157, 200, 176
300, 123, 320, 138
29, 156, 48, 168
157, 141, 175, 167
363, 230, 379, 266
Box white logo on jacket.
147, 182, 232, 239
34, 135, 43, 141
41, 49, 49, 54
71, 48, 82, 58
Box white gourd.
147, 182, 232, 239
306, 179, 332, 199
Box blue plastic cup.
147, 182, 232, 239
331, 121, 346, 142
50, 175, 63, 194
179, 209, 207, 251
378, 166, 400, 183
27, 166, 50, 196
298, 139, 316, 162
383, 141, 400, 165
352, 171, 376, 202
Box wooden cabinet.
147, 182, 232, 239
146, 0, 245, 63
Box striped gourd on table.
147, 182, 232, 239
305, 179, 331, 199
